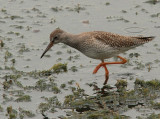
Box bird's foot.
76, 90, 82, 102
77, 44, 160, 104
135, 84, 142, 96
93, 62, 105, 74
93, 56, 127, 85
93, 63, 109, 85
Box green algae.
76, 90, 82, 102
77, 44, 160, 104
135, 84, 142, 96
0, 105, 4, 112
19, 108, 35, 118
49, 63, 67, 73
38, 96, 61, 113
6, 106, 17, 119
70, 66, 78, 72
60, 79, 160, 118
5, 50, 12, 59
15, 95, 31, 102
60, 83, 66, 89
0, 40, 4, 47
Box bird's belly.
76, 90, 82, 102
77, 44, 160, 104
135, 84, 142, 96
80, 46, 120, 60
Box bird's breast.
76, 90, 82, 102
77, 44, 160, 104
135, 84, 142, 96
77, 41, 119, 60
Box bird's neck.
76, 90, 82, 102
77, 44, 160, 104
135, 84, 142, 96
62, 33, 80, 49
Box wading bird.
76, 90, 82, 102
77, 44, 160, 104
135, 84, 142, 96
41, 28, 154, 85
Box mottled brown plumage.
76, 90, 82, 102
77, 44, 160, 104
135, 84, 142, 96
41, 28, 155, 85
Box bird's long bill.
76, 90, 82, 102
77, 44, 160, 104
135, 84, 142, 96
40, 42, 54, 58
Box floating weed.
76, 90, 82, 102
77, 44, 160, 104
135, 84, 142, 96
35, 79, 47, 91
66, 4, 86, 13
18, 44, 30, 54
60, 83, 66, 89
106, 16, 129, 23
67, 56, 73, 61
74, 4, 85, 13
67, 49, 72, 54
15, 95, 31, 102
0, 40, 4, 47
150, 13, 160, 18
105, 2, 110, 6
11, 59, 16, 65
3, 79, 13, 90
68, 80, 75, 85
154, 59, 160, 63
146, 79, 160, 89
44, 96, 61, 107
135, 79, 160, 90
39, 70, 52, 76
133, 61, 145, 70
154, 43, 158, 47
49, 63, 67, 73
39, 96, 60, 113
69, 66, 78, 72
10, 74, 21, 80
51, 6, 63, 12
135, 78, 145, 87
56, 57, 62, 61
1, 8, 7, 13
151, 101, 160, 109
4, 50, 12, 60
129, 53, 140, 58
65, 109, 129, 119
115, 79, 127, 92
7, 106, 13, 114
35, 78, 61, 93
121, 10, 127, 13
3, 94, 14, 102
50, 18, 56, 24
0, 105, 3, 112
14, 80, 23, 88
74, 54, 80, 59
6, 106, 18, 119
10, 25, 23, 29
56, 51, 62, 55
19, 107, 35, 118
32, 7, 40, 12
10, 15, 23, 20
146, 113, 160, 119
8, 90, 25, 96
141, 8, 148, 13
38, 103, 50, 112
70, 99, 96, 113
64, 95, 74, 105
52, 85, 61, 94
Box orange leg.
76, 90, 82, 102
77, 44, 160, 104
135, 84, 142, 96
93, 56, 127, 85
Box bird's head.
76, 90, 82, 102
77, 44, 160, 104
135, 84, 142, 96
40, 28, 64, 58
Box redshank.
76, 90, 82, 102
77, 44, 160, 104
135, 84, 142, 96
41, 28, 154, 85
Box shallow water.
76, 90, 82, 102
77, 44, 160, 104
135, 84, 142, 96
0, 0, 160, 118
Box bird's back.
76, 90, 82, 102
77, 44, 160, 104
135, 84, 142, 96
83, 31, 155, 48
74, 31, 155, 59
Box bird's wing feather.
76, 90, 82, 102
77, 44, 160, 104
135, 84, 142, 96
92, 31, 155, 47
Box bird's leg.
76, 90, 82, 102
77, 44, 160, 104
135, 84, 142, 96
93, 56, 127, 84
93, 60, 109, 85
102, 56, 127, 65
102, 65, 109, 85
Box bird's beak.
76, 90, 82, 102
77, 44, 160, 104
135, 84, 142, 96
40, 41, 54, 58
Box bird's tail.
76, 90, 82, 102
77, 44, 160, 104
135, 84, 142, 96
133, 36, 155, 42
132, 36, 155, 45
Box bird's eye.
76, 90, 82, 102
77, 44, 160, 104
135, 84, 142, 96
52, 36, 58, 42
54, 36, 58, 40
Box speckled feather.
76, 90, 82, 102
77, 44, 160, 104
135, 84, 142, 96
80, 31, 154, 48
49, 29, 155, 60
